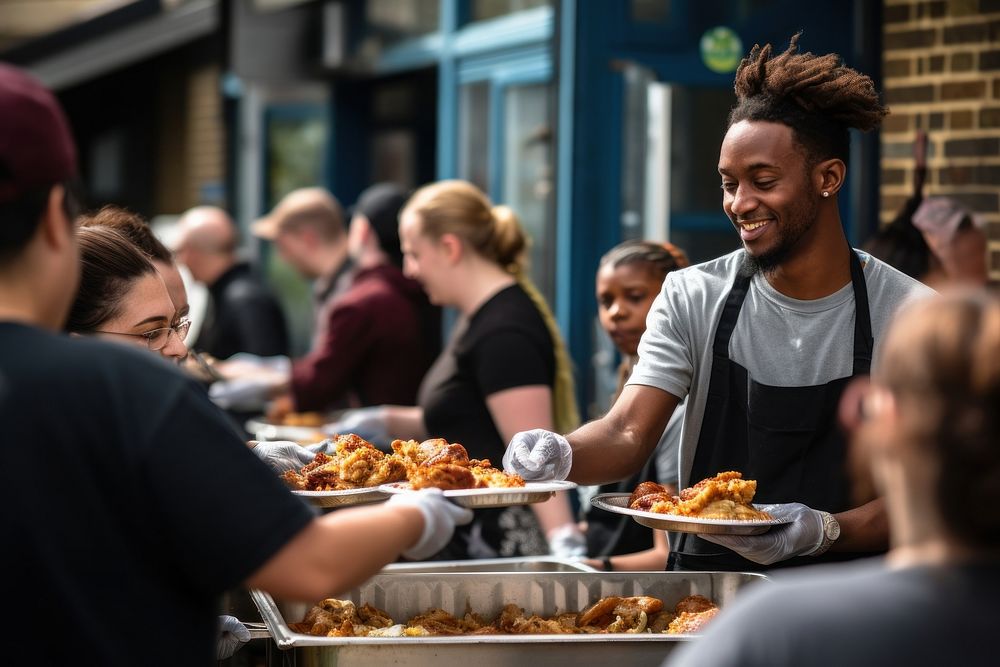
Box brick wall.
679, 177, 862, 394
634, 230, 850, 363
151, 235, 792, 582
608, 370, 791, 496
154, 61, 225, 214
881, 0, 1000, 280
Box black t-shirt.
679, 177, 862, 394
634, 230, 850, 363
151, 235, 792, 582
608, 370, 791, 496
0, 323, 314, 666
417, 284, 553, 558
196, 262, 289, 360
585, 457, 657, 558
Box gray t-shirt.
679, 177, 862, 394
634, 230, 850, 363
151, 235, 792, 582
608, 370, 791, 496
628, 249, 931, 488
665, 558, 998, 667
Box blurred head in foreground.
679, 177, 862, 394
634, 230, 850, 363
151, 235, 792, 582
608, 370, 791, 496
854, 289, 999, 560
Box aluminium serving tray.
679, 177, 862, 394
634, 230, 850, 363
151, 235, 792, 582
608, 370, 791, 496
291, 487, 389, 508
382, 556, 598, 574
591, 492, 791, 535
380, 480, 577, 508
244, 418, 330, 444
252, 570, 768, 667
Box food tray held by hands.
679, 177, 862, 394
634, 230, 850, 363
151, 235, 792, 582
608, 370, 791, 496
292, 487, 389, 508
380, 480, 577, 509
245, 417, 329, 444
590, 493, 791, 535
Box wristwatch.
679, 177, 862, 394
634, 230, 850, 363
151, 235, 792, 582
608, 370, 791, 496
811, 511, 841, 556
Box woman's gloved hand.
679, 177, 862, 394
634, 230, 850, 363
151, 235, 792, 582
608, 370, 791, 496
502, 429, 573, 481
546, 523, 588, 559
215, 615, 250, 660
698, 503, 825, 565
385, 488, 474, 560
323, 406, 388, 445
250, 440, 323, 474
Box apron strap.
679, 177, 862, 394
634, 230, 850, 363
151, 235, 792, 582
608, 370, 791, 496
712, 262, 753, 356
849, 250, 874, 375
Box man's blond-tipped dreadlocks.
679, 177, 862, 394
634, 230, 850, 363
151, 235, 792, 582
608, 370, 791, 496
729, 33, 889, 166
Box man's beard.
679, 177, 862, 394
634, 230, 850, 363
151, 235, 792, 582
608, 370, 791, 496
739, 198, 818, 275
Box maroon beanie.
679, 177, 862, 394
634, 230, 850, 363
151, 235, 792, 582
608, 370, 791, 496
0, 63, 77, 203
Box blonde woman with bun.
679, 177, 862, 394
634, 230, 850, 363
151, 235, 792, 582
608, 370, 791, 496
328, 179, 582, 559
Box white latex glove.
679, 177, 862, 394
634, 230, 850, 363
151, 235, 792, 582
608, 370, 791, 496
209, 377, 279, 412
502, 429, 573, 481
222, 353, 292, 375
385, 488, 474, 560
546, 523, 587, 559
251, 440, 331, 474
698, 502, 825, 565
323, 406, 388, 445
215, 615, 250, 660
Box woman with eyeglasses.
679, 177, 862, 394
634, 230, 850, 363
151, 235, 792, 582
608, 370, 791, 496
65, 226, 190, 361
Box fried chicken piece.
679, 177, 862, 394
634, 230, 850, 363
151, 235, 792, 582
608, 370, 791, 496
666, 608, 719, 634
281, 451, 336, 490
648, 610, 677, 633
469, 460, 525, 488
281, 437, 411, 491
406, 608, 481, 635
338, 446, 408, 487
629, 481, 669, 506
673, 594, 716, 615
392, 438, 468, 466
333, 433, 377, 456
496, 604, 575, 635
423, 441, 471, 467
607, 610, 649, 633
358, 603, 395, 629
635, 471, 772, 520
577, 596, 622, 628
577, 596, 664, 631
290, 599, 360, 635
507, 613, 579, 634
628, 480, 677, 511
663, 595, 719, 634
390, 438, 423, 462
281, 469, 308, 490
408, 462, 479, 490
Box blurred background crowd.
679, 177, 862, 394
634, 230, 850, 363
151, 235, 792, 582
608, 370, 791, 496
1, 0, 996, 420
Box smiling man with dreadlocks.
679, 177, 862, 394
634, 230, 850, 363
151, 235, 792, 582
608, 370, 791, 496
505, 34, 932, 572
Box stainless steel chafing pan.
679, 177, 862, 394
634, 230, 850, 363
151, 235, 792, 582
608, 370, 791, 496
253, 571, 768, 667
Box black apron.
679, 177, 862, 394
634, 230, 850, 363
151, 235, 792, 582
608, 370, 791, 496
668, 250, 873, 572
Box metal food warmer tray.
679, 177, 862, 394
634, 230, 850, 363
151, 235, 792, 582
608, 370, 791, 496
382, 556, 598, 574
252, 571, 768, 667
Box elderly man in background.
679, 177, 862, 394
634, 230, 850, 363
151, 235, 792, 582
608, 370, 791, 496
174, 206, 289, 360
254, 184, 433, 422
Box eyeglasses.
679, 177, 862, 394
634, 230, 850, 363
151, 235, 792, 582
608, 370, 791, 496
95, 317, 191, 352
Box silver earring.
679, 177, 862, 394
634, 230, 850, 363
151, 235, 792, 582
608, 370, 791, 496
822, 191, 829, 198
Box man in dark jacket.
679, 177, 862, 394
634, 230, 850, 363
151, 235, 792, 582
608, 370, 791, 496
255, 184, 435, 417
175, 206, 288, 359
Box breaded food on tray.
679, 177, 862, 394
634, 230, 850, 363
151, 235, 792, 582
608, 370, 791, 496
289, 594, 719, 637
628, 471, 772, 521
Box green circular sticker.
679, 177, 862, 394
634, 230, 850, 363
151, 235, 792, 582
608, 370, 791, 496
700, 26, 743, 74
